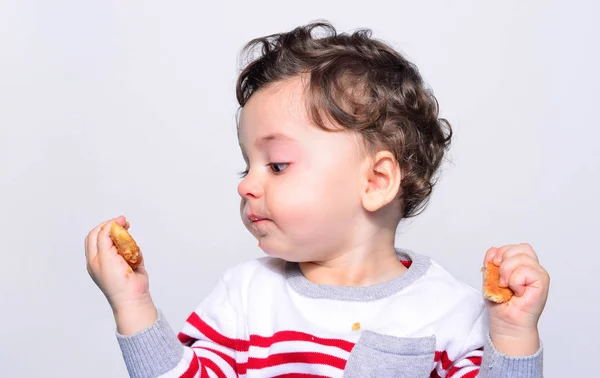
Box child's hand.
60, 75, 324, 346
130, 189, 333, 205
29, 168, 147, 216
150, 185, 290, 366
483, 244, 550, 356
85, 216, 157, 335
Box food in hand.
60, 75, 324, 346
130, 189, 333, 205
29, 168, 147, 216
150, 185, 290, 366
483, 261, 513, 303
109, 222, 143, 269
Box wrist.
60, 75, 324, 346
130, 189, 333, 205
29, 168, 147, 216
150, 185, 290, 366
490, 328, 540, 356
112, 296, 158, 336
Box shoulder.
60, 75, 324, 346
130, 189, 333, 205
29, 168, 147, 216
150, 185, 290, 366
220, 256, 287, 289
401, 248, 484, 314
398, 250, 489, 356
429, 258, 481, 300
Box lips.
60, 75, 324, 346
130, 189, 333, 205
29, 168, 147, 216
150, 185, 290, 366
247, 213, 269, 223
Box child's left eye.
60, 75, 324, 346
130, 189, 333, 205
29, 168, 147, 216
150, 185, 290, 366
269, 163, 289, 173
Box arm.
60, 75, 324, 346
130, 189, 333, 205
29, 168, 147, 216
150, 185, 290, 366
440, 311, 543, 378
116, 310, 188, 377
85, 217, 240, 378
436, 306, 542, 378
115, 278, 241, 378
440, 338, 542, 378
479, 333, 542, 378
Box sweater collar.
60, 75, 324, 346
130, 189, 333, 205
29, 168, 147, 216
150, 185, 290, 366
285, 248, 431, 301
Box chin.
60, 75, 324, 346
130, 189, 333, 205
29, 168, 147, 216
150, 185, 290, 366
258, 241, 304, 263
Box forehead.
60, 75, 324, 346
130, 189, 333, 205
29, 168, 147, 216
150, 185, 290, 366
238, 77, 310, 145
237, 77, 365, 159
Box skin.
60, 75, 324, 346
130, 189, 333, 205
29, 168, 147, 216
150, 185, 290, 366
85, 76, 550, 357
237, 76, 406, 286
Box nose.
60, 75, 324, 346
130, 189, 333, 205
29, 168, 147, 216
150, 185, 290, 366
237, 171, 263, 200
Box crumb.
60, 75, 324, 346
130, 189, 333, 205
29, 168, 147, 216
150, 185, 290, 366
125, 266, 134, 278
352, 322, 361, 331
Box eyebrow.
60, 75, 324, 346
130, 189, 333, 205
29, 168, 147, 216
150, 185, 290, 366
240, 133, 297, 152
256, 133, 296, 148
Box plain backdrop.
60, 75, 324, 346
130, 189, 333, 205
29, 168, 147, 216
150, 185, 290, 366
1, 1, 598, 377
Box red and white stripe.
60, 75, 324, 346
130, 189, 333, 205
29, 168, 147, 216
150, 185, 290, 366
430, 348, 483, 378
158, 256, 489, 378
175, 311, 484, 378
178, 312, 356, 377
446, 348, 483, 378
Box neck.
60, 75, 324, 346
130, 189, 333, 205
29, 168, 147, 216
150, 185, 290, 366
298, 230, 407, 286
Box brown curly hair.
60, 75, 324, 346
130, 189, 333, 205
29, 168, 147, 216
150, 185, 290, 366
236, 21, 452, 219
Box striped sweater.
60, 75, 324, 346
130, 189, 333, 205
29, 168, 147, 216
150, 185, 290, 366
117, 249, 543, 377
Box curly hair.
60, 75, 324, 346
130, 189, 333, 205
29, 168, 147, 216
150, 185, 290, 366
236, 21, 452, 219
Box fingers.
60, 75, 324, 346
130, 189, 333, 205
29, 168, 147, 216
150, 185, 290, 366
498, 254, 539, 287
504, 244, 538, 262
492, 243, 538, 264
484, 247, 499, 265
506, 264, 544, 297
114, 216, 128, 228
86, 216, 127, 262
86, 220, 110, 261
97, 215, 129, 254
487, 242, 546, 298
492, 244, 516, 264
97, 220, 116, 255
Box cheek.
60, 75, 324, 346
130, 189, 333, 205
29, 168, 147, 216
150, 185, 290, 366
267, 180, 315, 221
269, 167, 359, 230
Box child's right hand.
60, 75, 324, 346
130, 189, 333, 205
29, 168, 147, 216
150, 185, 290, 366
85, 216, 157, 335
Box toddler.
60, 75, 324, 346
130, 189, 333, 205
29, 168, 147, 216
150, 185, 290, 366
86, 21, 548, 378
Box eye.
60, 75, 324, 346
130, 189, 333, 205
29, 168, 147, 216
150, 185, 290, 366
269, 163, 289, 174
238, 169, 249, 178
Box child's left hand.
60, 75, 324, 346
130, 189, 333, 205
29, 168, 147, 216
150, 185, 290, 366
483, 244, 550, 356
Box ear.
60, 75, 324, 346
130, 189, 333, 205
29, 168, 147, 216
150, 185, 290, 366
361, 151, 402, 212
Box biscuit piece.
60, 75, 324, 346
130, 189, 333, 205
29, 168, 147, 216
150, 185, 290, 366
109, 222, 143, 269
483, 261, 513, 303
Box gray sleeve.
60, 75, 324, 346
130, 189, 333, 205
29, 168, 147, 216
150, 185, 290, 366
480, 333, 543, 377
115, 310, 185, 378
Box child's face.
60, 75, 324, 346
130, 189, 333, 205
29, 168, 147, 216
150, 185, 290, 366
238, 77, 367, 262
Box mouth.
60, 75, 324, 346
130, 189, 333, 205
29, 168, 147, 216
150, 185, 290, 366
248, 213, 270, 223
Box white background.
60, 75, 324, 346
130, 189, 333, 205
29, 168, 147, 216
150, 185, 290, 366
1, 1, 598, 377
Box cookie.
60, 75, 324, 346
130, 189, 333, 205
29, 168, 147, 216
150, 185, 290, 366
109, 222, 143, 269
483, 261, 513, 303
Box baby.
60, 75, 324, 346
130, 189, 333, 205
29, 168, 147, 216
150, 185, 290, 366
86, 21, 549, 377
